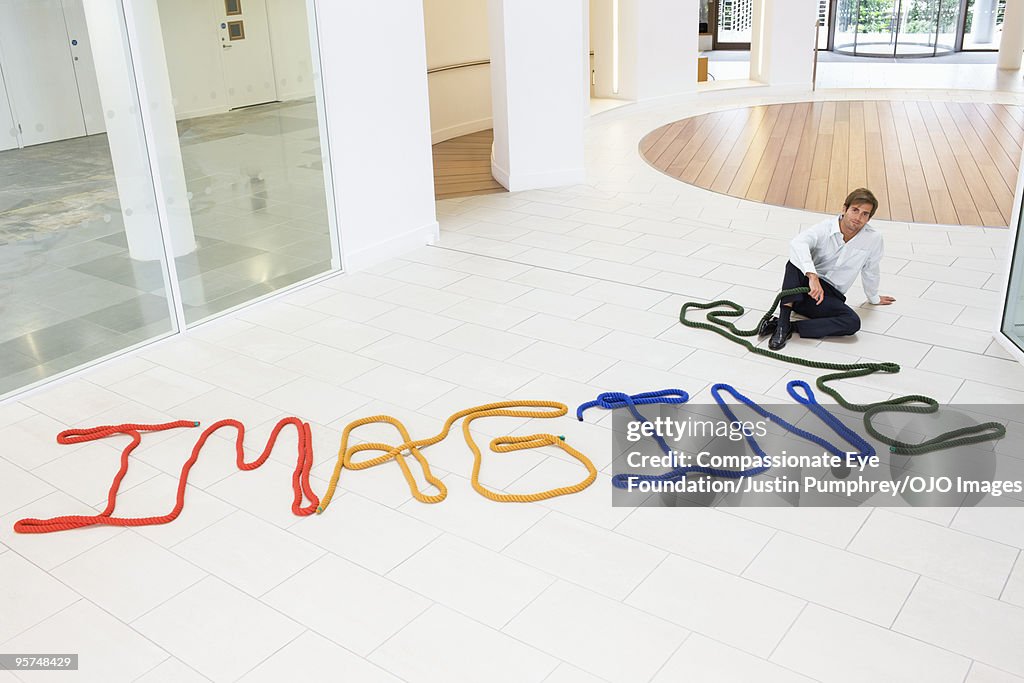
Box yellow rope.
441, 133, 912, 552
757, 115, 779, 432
317, 400, 597, 513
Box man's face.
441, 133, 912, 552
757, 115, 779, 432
841, 202, 874, 232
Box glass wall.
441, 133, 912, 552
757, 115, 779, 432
963, 0, 1005, 50
716, 0, 754, 46
0, 0, 337, 399
833, 0, 962, 56
158, 0, 336, 323
0, 0, 177, 396
1002, 203, 1024, 355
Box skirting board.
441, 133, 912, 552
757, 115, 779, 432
491, 157, 585, 192
431, 117, 493, 145
340, 220, 440, 272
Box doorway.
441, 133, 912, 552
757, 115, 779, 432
216, 0, 278, 109
0, 0, 104, 147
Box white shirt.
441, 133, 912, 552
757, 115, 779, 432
789, 215, 884, 304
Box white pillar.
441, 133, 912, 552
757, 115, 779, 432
619, 0, 697, 100
82, 0, 196, 261
998, 0, 1024, 70
750, 0, 817, 87
312, 1, 438, 271
973, 0, 998, 44
489, 0, 586, 191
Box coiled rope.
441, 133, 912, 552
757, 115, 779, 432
577, 384, 873, 488
680, 288, 1005, 455
318, 400, 597, 513
14, 417, 320, 534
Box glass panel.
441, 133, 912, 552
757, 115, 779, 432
717, 0, 753, 44
0, 0, 176, 397
963, 0, 1005, 50
893, 0, 934, 56
1002, 205, 1024, 354
856, 0, 899, 56
157, 0, 336, 324
834, 0, 860, 53
817, 0, 831, 49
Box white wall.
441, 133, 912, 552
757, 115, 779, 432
424, 0, 491, 143
750, 0, 816, 87
619, 0, 696, 100
156, 0, 314, 120
590, 0, 697, 102
489, 0, 586, 191
313, 1, 438, 270
0, 63, 18, 151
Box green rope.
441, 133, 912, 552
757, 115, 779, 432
679, 287, 1005, 455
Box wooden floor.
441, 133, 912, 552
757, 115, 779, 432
433, 129, 506, 200
640, 100, 1024, 227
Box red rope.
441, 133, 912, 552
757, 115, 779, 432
14, 418, 320, 534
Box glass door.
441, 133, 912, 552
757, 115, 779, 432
712, 0, 753, 49
962, 0, 1005, 50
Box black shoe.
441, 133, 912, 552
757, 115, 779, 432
757, 316, 778, 338
768, 321, 792, 351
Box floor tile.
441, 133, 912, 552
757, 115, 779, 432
259, 376, 370, 425
52, 532, 206, 622
171, 511, 324, 596
132, 576, 303, 683
895, 578, 1024, 676
743, 531, 917, 626
625, 553, 804, 657
387, 533, 554, 628
504, 580, 688, 683
849, 509, 1019, 597
3, 600, 168, 683
652, 633, 815, 683
0, 552, 80, 643
239, 631, 400, 682
771, 604, 970, 683
263, 553, 430, 655
371, 604, 558, 683
290, 492, 440, 573
504, 512, 665, 599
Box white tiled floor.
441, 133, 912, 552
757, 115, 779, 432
2, 71, 1024, 682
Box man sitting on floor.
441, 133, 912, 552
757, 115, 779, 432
761, 187, 896, 351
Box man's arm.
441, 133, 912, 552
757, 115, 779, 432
790, 223, 826, 304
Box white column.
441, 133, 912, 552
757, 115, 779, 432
750, 0, 817, 88
489, 0, 586, 191
619, 0, 697, 100
998, 0, 1024, 70
312, 1, 438, 271
973, 0, 998, 44
82, 0, 196, 261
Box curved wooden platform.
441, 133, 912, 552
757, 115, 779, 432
640, 100, 1024, 227
433, 129, 506, 200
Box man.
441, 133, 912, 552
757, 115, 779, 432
760, 188, 896, 351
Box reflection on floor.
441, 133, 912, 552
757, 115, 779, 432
432, 129, 506, 200
0, 99, 333, 396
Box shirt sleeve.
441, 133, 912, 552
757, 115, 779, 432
789, 222, 823, 276
861, 236, 883, 304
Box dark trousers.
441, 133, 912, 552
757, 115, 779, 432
780, 261, 861, 339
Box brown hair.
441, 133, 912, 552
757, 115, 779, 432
843, 188, 878, 217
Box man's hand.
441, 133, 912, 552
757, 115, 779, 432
873, 295, 896, 305
807, 274, 824, 305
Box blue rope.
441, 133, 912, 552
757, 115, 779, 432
576, 383, 874, 490
576, 390, 689, 459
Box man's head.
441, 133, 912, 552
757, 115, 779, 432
841, 188, 878, 232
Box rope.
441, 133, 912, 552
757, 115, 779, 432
577, 384, 873, 488
318, 401, 597, 512
14, 418, 320, 534
679, 287, 1005, 455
